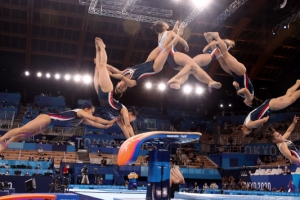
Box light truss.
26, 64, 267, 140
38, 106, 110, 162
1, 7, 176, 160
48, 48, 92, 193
273, 9, 300, 33
85, 0, 208, 26
212, 0, 248, 28
81, 0, 172, 18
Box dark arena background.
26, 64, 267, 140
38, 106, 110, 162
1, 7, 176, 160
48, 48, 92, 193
1, 0, 300, 199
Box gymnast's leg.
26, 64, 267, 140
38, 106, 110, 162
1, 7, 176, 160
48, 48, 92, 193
94, 37, 113, 93
269, 80, 300, 111
0, 114, 51, 151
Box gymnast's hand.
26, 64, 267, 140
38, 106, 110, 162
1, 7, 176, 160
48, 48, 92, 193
104, 123, 114, 129
109, 72, 123, 80
184, 42, 189, 52
293, 115, 300, 124
108, 118, 118, 124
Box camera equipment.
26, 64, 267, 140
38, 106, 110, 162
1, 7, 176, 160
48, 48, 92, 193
49, 174, 69, 193
94, 168, 98, 185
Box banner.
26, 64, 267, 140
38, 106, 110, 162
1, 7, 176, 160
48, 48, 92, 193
244, 143, 278, 155
70, 135, 126, 149
243, 175, 292, 191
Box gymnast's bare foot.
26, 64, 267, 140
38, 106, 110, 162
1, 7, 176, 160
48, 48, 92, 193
205, 32, 221, 41
208, 81, 222, 89
170, 83, 181, 90
204, 32, 213, 44
223, 39, 235, 49
95, 37, 106, 49
178, 22, 185, 36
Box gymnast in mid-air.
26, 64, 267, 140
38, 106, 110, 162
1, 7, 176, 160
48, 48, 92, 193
0, 101, 116, 152
94, 37, 137, 139
107, 21, 222, 94
267, 115, 300, 164
150, 21, 222, 90
238, 80, 300, 136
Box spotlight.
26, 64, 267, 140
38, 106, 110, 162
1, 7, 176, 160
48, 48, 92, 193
25, 71, 30, 76
220, 104, 223, 108
193, 0, 210, 7
46, 73, 51, 78
196, 87, 204, 95
145, 82, 152, 89
74, 75, 81, 82
229, 104, 232, 107
83, 75, 92, 84
55, 74, 60, 80
158, 83, 166, 91
37, 72, 42, 77
183, 85, 192, 94
283, 24, 289, 29
64, 74, 71, 81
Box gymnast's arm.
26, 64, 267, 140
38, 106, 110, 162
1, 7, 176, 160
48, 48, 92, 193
116, 119, 130, 139
167, 31, 188, 50
120, 107, 135, 137
280, 142, 300, 164
82, 119, 114, 129
172, 20, 179, 34
282, 115, 299, 139
106, 64, 122, 74
77, 110, 116, 125
109, 73, 137, 88
247, 116, 269, 128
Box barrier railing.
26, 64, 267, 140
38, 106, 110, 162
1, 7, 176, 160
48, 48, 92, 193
0, 111, 15, 129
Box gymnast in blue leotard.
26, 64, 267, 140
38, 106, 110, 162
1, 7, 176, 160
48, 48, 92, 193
238, 80, 300, 136
150, 21, 222, 90
267, 115, 300, 164
0, 101, 116, 152
94, 37, 137, 139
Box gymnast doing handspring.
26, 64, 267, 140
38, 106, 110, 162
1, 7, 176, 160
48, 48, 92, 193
94, 37, 137, 139
267, 115, 300, 164
150, 21, 222, 90
167, 31, 258, 107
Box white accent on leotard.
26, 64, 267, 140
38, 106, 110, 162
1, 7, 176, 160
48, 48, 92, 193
158, 31, 175, 52
277, 140, 300, 162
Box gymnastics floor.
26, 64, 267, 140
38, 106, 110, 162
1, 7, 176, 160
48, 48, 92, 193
69, 189, 300, 200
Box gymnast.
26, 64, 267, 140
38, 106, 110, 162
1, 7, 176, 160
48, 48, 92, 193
170, 159, 185, 198
0, 101, 116, 152
149, 21, 221, 90
267, 115, 300, 164
94, 37, 137, 139
238, 80, 300, 136
106, 30, 178, 94
167, 32, 257, 107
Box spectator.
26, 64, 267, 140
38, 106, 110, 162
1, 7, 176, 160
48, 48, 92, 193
30, 156, 34, 161
38, 147, 43, 156
288, 181, 295, 192
203, 182, 209, 191
25, 171, 29, 176
257, 157, 262, 166
263, 185, 269, 191
5, 170, 9, 175
36, 164, 41, 170
4, 164, 9, 169
0, 153, 4, 160
98, 150, 102, 156
272, 187, 277, 192
101, 157, 107, 167
279, 186, 286, 192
